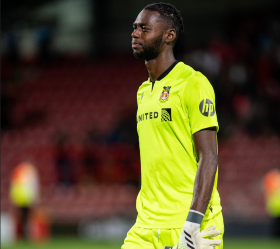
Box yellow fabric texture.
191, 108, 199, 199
122, 212, 224, 249
135, 62, 222, 228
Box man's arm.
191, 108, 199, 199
174, 127, 220, 249
191, 127, 218, 214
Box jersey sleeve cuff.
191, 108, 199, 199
192, 124, 219, 134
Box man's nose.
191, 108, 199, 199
131, 28, 140, 38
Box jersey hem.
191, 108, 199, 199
133, 210, 222, 229
134, 222, 185, 229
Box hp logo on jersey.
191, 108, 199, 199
199, 99, 215, 117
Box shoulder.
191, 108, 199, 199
184, 69, 214, 94
174, 62, 195, 80
173, 62, 210, 88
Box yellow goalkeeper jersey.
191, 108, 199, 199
135, 61, 222, 228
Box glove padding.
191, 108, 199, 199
172, 223, 221, 249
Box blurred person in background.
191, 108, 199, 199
35, 21, 53, 64
9, 162, 40, 240
263, 169, 280, 238
123, 3, 222, 249
54, 131, 76, 187
81, 139, 99, 186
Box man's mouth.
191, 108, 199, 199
132, 42, 142, 48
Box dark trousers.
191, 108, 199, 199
272, 217, 280, 237
19, 207, 30, 239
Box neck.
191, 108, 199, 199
145, 49, 176, 82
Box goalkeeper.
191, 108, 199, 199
122, 2, 224, 249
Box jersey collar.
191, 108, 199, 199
149, 60, 179, 83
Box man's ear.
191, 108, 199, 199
165, 29, 176, 44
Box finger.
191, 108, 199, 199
202, 238, 221, 247
201, 229, 221, 238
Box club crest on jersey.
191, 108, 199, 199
159, 86, 171, 102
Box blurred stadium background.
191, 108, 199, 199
1, 0, 280, 248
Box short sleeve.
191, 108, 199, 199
182, 73, 219, 134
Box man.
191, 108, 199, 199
10, 162, 40, 239
263, 169, 280, 237
122, 3, 223, 249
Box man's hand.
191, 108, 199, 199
177, 210, 204, 249
178, 220, 201, 249
166, 225, 221, 249
177, 223, 221, 249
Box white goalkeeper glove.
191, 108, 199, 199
176, 210, 221, 249
165, 225, 221, 249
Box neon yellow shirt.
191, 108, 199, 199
135, 61, 222, 228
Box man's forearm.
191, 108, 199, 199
190, 154, 218, 214
190, 127, 218, 215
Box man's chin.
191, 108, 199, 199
133, 51, 146, 60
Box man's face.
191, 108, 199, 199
132, 10, 165, 61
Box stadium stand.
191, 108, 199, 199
1, 56, 280, 223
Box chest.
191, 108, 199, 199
137, 81, 185, 125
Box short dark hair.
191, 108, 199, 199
144, 2, 184, 41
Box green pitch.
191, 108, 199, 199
2, 237, 280, 249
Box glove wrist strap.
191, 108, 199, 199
186, 210, 204, 224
